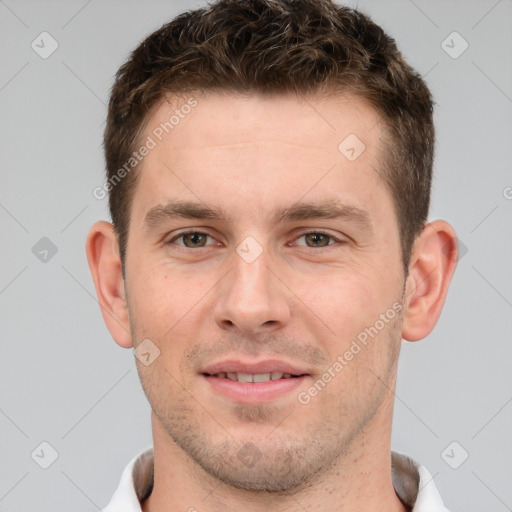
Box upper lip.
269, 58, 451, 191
202, 359, 309, 376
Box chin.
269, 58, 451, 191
169, 430, 343, 494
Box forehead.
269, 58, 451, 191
145, 91, 381, 152
132, 91, 391, 226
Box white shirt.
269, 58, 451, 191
102, 447, 450, 512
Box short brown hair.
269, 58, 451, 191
104, 0, 434, 273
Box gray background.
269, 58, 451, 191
1, 0, 511, 511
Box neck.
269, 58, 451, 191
142, 401, 407, 512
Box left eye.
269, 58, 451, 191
295, 233, 335, 248
172, 232, 214, 248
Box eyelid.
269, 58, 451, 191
165, 228, 348, 249
167, 229, 218, 247
290, 229, 347, 247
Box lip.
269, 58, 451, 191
202, 359, 308, 376
203, 374, 309, 404
201, 359, 311, 404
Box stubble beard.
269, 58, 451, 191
133, 314, 403, 494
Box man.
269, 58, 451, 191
86, 0, 458, 510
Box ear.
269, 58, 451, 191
85, 221, 133, 348
402, 220, 458, 341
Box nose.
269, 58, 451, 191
213, 247, 291, 335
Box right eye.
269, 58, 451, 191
169, 231, 216, 248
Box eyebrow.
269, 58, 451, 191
271, 201, 372, 230
144, 201, 227, 231
143, 199, 372, 232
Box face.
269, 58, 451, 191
124, 92, 406, 491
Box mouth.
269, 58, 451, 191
200, 360, 310, 404
203, 371, 302, 382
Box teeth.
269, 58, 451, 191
253, 373, 271, 383
213, 371, 295, 382
237, 372, 253, 383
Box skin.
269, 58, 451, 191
87, 91, 458, 512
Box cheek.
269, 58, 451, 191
291, 270, 382, 337
288, 259, 404, 381
323, 314, 402, 403
128, 278, 171, 336
128, 262, 212, 332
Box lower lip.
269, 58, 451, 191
203, 375, 309, 404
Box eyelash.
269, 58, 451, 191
167, 230, 346, 250
168, 230, 218, 248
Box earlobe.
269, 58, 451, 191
85, 221, 133, 348
401, 220, 458, 342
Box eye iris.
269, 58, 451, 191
183, 233, 207, 247
305, 233, 330, 247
